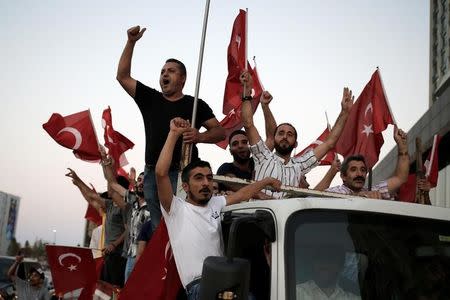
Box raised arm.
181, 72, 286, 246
261, 91, 277, 151
155, 118, 189, 212
240, 71, 262, 146
226, 177, 281, 205
314, 157, 341, 191
116, 25, 146, 98
7, 254, 24, 280
98, 146, 126, 208
65, 168, 105, 210
314, 87, 353, 160
387, 127, 409, 192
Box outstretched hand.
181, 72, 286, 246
170, 117, 190, 136
239, 71, 253, 96
65, 168, 80, 184
266, 178, 282, 192
127, 25, 146, 43
341, 87, 354, 114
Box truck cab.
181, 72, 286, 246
200, 197, 450, 299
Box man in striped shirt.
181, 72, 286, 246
240, 71, 354, 198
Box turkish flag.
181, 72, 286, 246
84, 203, 102, 226
295, 127, 336, 165
336, 70, 394, 168
119, 220, 182, 300
43, 110, 101, 161
217, 66, 263, 149
397, 173, 417, 202
102, 106, 134, 171
424, 134, 441, 187
46, 245, 97, 298
223, 9, 247, 115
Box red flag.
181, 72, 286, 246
295, 127, 336, 165
119, 220, 182, 300
223, 9, 247, 115
84, 203, 102, 226
102, 106, 134, 171
397, 173, 417, 202
336, 70, 394, 168
46, 245, 97, 298
43, 110, 101, 161
424, 134, 441, 187
217, 66, 263, 149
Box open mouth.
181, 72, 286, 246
162, 79, 170, 85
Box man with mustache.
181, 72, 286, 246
326, 127, 409, 199
240, 71, 354, 198
117, 25, 225, 232
155, 117, 282, 300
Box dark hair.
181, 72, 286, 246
116, 175, 130, 189
181, 160, 212, 183
29, 267, 45, 280
166, 58, 186, 77
138, 172, 144, 177
228, 129, 247, 145
341, 155, 366, 175
275, 123, 298, 140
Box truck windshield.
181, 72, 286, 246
285, 210, 450, 300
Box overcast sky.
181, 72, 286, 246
0, 0, 429, 246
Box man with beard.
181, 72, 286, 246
117, 25, 225, 231
217, 130, 254, 180
325, 127, 409, 199
240, 71, 354, 198
155, 117, 282, 300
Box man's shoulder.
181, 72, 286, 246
217, 162, 235, 174
325, 184, 351, 194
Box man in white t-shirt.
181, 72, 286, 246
155, 117, 282, 300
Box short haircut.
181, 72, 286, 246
166, 58, 186, 77
341, 155, 366, 176
228, 129, 247, 145
181, 160, 212, 183
138, 172, 144, 177
116, 175, 130, 189
275, 123, 298, 140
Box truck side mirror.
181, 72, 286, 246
199, 256, 250, 300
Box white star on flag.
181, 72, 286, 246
361, 124, 374, 137
68, 264, 77, 271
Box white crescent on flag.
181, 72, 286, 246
58, 252, 82, 266
57, 127, 82, 150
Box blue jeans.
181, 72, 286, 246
144, 166, 179, 231
124, 256, 135, 283
186, 282, 201, 300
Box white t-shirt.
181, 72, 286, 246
161, 195, 227, 287
296, 280, 360, 300
89, 225, 103, 259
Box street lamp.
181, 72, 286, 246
52, 229, 56, 245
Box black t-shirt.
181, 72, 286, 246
217, 161, 254, 180
134, 81, 216, 169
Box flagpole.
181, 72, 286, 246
325, 111, 331, 130
242, 8, 249, 99
181, 0, 211, 168
377, 67, 397, 126
88, 109, 101, 148
425, 134, 437, 178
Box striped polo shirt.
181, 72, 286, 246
250, 139, 319, 199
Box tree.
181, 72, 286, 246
7, 238, 21, 256
23, 240, 32, 257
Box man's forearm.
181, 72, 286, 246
198, 126, 226, 143
262, 103, 277, 139
314, 167, 338, 191
327, 111, 349, 146
7, 261, 19, 279
395, 149, 409, 184
116, 41, 135, 81
155, 132, 179, 178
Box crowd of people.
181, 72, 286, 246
7, 24, 433, 300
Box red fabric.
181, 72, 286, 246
102, 106, 134, 171
217, 66, 263, 149
424, 134, 441, 187
295, 127, 336, 165
84, 203, 102, 226
119, 220, 182, 300
397, 173, 417, 202
335, 70, 394, 168
45, 245, 97, 297
43, 110, 101, 161
223, 9, 247, 115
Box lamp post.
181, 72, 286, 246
52, 229, 56, 245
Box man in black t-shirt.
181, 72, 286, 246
116, 25, 225, 231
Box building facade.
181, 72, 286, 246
0, 191, 21, 255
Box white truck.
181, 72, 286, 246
199, 194, 450, 299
